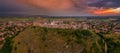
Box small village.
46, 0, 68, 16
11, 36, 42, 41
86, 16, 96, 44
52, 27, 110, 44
33, 17, 120, 34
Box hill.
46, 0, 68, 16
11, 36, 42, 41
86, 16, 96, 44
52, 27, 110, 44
11, 26, 104, 53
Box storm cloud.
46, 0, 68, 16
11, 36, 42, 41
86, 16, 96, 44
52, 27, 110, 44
88, 0, 120, 8
0, 0, 120, 16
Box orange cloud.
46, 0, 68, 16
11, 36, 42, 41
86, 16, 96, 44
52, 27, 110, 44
17, 0, 74, 11
92, 8, 120, 15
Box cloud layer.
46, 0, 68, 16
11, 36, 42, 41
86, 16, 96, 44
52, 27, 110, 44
20, 0, 93, 10
88, 0, 120, 15
0, 0, 120, 16
88, 0, 120, 8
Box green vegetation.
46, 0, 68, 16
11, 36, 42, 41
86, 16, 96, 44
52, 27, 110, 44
105, 34, 120, 53
0, 37, 12, 53
97, 32, 120, 53
11, 26, 103, 53
0, 26, 120, 53
0, 32, 20, 53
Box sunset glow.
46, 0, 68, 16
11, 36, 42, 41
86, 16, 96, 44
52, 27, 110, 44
93, 8, 120, 15
0, 0, 120, 16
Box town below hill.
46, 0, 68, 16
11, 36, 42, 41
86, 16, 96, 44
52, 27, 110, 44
0, 17, 119, 53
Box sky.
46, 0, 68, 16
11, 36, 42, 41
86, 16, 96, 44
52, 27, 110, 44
0, 0, 120, 16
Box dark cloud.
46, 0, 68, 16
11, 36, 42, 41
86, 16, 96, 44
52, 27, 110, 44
88, 0, 120, 8
0, 0, 49, 15
0, 0, 119, 16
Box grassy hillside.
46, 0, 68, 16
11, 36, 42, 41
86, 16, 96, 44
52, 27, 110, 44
104, 34, 120, 53
11, 26, 105, 53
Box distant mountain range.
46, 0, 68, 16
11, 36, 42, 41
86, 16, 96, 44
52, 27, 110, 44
0, 14, 120, 19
